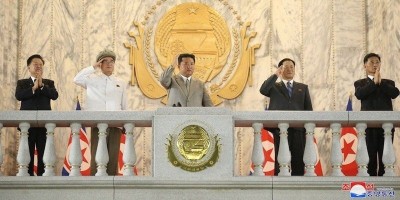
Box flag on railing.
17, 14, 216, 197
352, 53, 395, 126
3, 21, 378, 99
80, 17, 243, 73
117, 133, 138, 175
314, 137, 324, 176
250, 128, 324, 176
250, 101, 323, 176
340, 95, 358, 176
61, 100, 91, 176
249, 128, 275, 175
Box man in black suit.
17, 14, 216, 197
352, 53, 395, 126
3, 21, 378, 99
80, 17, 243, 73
259, 58, 313, 176
354, 53, 399, 176
15, 54, 59, 176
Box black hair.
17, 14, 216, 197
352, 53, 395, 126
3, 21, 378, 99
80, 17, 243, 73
363, 53, 380, 64
27, 54, 45, 66
178, 53, 196, 65
278, 58, 295, 67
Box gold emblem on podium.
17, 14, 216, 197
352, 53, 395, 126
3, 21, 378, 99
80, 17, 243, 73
167, 124, 220, 172
125, 1, 260, 105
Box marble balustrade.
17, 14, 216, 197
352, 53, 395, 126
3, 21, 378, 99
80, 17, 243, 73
0, 110, 398, 177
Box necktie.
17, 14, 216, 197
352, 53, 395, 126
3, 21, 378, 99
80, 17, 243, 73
185, 79, 190, 91
287, 82, 292, 98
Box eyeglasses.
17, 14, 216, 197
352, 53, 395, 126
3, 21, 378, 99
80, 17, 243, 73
102, 60, 115, 65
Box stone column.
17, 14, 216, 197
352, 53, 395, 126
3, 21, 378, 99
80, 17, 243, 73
0, 123, 3, 176
382, 123, 395, 176
355, 123, 369, 176
330, 123, 344, 176
304, 123, 317, 176
16, 122, 30, 176
277, 123, 291, 176
251, 123, 264, 176
95, 123, 109, 176
43, 123, 56, 176
69, 123, 82, 176
123, 123, 136, 176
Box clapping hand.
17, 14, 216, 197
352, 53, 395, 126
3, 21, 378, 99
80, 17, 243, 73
374, 65, 381, 84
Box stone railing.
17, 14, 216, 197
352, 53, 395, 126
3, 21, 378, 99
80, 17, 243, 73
0, 111, 154, 176
234, 111, 399, 177
0, 110, 399, 177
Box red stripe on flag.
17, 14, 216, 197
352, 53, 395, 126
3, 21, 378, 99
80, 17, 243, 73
118, 132, 138, 176
340, 96, 358, 176
251, 128, 324, 176
341, 127, 358, 176
62, 128, 91, 176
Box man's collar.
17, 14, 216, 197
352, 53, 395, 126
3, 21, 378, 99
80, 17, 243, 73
180, 74, 191, 81
282, 79, 293, 85
100, 73, 114, 79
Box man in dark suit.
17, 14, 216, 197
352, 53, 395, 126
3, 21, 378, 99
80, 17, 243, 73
15, 54, 59, 176
354, 53, 399, 176
160, 53, 213, 107
259, 58, 313, 176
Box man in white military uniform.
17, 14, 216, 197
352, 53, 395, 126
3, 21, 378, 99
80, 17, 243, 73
73, 49, 127, 175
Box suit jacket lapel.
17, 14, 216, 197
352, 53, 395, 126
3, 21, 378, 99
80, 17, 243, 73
292, 82, 304, 99
26, 78, 34, 87
277, 81, 290, 99
175, 75, 189, 97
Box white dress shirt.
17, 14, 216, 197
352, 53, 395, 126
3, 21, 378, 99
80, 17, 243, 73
73, 66, 127, 111
282, 79, 293, 87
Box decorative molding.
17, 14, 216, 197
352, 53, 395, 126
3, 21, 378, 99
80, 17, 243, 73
17, 0, 24, 80
330, 0, 337, 110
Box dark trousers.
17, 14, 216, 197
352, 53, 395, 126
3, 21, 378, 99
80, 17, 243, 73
28, 127, 47, 176
268, 128, 306, 176
90, 127, 122, 176
365, 128, 394, 176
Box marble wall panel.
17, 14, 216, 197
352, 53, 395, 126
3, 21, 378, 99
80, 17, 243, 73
367, 0, 400, 175
1, 0, 20, 176
271, 0, 302, 80
302, 0, 333, 175
1, 0, 400, 176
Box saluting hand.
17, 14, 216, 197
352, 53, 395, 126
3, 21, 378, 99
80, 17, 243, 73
275, 66, 283, 78
93, 58, 104, 69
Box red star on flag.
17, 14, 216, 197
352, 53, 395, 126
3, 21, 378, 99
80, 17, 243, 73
342, 137, 356, 161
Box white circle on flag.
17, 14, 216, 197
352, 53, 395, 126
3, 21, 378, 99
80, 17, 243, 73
341, 132, 358, 165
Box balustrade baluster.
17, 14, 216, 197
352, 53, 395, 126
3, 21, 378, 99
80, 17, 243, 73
16, 122, 30, 176
123, 123, 136, 176
277, 123, 291, 176
304, 123, 317, 176
0, 123, 3, 176
95, 123, 109, 176
355, 123, 369, 176
43, 123, 56, 176
382, 123, 395, 176
69, 123, 82, 176
330, 123, 344, 176
251, 123, 264, 176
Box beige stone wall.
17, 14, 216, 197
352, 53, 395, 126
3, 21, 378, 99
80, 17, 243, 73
0, 0, 399, 176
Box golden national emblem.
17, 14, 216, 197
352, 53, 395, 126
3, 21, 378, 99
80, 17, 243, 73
167, 124, 220, 172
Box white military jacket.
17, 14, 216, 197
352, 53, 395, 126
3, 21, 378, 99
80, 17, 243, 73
73, 66, 127, 111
